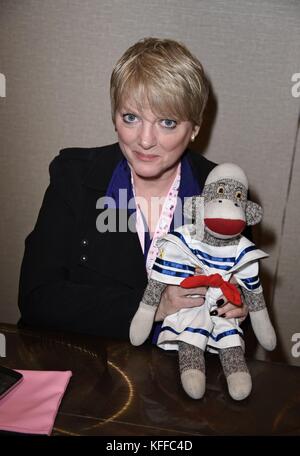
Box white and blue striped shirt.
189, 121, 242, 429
151, 224, 268, 294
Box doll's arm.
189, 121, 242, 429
236, 259, 276, 351
129, 279, 167, 346
241, 287, 276, 351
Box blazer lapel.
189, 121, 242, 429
77, 144, 147, 289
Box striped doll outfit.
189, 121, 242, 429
150, 224, 268, 353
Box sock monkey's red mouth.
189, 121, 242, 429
204, 218, 246, 235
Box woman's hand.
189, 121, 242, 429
154, 283, 207, 321
155, 268, 206, 322
214, 276, 249, 321
155, 268, 249, 322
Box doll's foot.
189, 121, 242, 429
181, 369, 206, 399
226, 371, 252, 400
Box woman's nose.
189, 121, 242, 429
138, 124, 157, 149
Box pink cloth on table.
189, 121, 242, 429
0, 369, 72, 435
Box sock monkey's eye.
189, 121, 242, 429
217, 186, 224, 195
236, 191, 242, 200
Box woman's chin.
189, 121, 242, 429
131, 163, 163, 180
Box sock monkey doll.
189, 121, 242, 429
130, 163, 276, 400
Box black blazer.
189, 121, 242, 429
18, 143, 215, 339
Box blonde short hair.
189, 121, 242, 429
110, 37, 209, 126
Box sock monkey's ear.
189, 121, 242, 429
245, 201, 263, 226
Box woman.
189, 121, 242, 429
18, 37, 247, 339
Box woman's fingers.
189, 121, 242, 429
158, 283, 206, 319
216, 299, 248, 319
181, 295, 205, 308
183, 286, 207, 297
214, 280, 248, 320
220, 305, 248, 319
181, 268, 206, 298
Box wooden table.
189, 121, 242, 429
0, 323, 300, 436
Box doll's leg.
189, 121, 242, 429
242, 289, 276, 351
219, 347, 252, 400
129, 279, 167, 346
178, 341, 206, 399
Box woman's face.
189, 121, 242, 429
115, 99, 199, 181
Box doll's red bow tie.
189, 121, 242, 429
180, 273, 242, 306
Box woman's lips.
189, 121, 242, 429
134, 151, 159, 161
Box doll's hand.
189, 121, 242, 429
155, 268, 207, 322
214, 276, 248, 321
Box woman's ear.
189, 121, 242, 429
245, 201, 263, 226
193, 125, 200, 139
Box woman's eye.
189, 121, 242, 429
122, 113, 138, 123
217, 186, 224, 194
236, 191, 242, 200
160, 119, 177, 129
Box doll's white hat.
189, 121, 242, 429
205, 163, 248, 189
